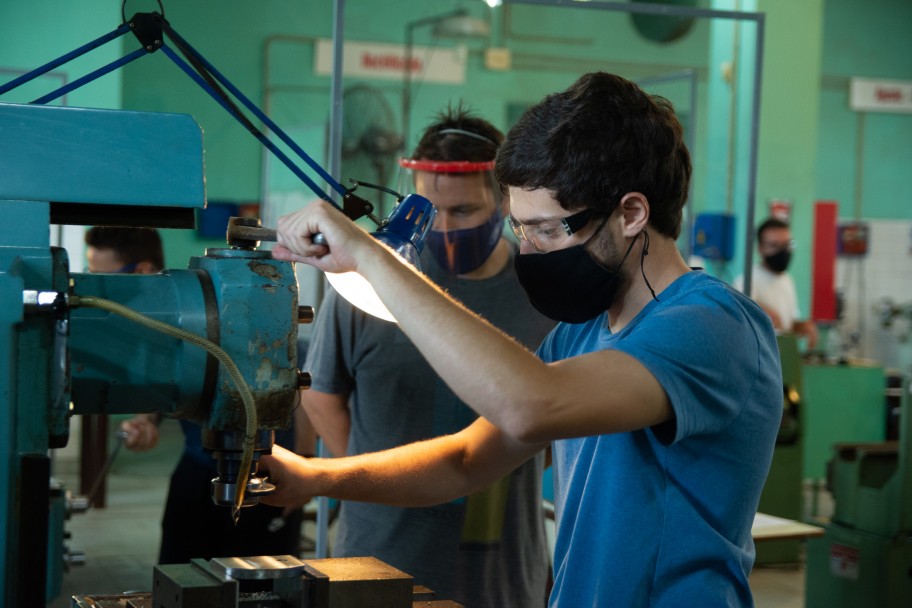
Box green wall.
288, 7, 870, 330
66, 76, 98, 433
754, 0, 824, 312
4, 0, 909, 290
815, 0, 912, 221
0, 0, 122, 109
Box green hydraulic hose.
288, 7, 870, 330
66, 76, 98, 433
71, 294, 256, 521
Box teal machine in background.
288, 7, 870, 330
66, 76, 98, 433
755, 334, 805, 564
0, 102, 307, 606
804, 371, 912, 607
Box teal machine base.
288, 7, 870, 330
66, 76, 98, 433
805, 375, 912, 606
755, 334, 804, 564
806, 524, 912, 607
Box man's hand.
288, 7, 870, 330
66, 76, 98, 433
794, 319, 819, 349
120, 414, 160, 451
273, 200, 377, 274
259, 445, 317, 508
758, 303, 784, 330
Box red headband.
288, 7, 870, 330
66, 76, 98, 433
398, 158, 496, 173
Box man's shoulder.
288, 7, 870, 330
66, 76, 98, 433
661, 270, 738, 306
642, 271, 772, 338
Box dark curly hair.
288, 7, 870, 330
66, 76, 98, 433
495, 72, 692, 239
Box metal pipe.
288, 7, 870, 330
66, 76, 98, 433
315, 0, 347, 560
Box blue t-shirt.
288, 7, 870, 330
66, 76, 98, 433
539, 270, 781, 607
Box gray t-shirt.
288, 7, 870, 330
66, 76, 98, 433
305, 242, 555, 608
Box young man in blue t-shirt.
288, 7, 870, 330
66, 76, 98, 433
266, 72, 782, 607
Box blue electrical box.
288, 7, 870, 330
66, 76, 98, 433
693, 212, 736, 261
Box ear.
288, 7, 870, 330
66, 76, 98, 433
617, 192, 650, 236
134, 261, 158, 274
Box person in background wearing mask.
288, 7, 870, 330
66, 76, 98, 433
267, 72, 782, 606
738, 217, 818, 348
299, 105, 554, 607
86, 226, 308, 564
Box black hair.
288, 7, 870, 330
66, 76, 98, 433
756, 217, 790, 243
495, 72, 692, 239
84, 227, 164, 271
411, 102, 503, 163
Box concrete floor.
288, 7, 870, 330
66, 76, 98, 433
47, 418, 806, 607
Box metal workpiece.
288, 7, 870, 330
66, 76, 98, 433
113, 555, 464, 608
305, 557, 414, 608
210, 555, 308, 580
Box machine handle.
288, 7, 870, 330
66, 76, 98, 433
226, 224, 277, 242
227, 219, 327, 248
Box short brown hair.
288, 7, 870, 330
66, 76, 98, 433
85, 227, 164, 271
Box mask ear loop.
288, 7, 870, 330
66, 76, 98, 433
640, 229, 659, 302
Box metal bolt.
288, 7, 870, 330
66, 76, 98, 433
296, 370, 312, 390
298, 306, 315, 324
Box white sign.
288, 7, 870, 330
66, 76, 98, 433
850, 77, 912, 114
315, 39, 466, 84
829, 543, 860, 581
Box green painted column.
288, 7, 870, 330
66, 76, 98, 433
755, 0, 825, 317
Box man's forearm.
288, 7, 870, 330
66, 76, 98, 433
302, 419, 543, 507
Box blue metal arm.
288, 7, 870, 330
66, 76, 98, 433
0, 23, 131, 96
162, 23, 348, 200
0, 12, 374, 219
31, 48, 148, 105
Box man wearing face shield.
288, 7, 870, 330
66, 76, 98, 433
736, 217, 818, 348
269, 73, 782, 607
298, 106, 554, 607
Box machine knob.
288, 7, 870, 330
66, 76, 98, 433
67, 492, 90, 514
65, 550, 87, 570
298, 305, 314, 324
297, 370, 312, 390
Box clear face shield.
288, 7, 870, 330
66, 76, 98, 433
397, 157, 505, 275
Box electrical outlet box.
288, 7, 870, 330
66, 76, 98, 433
693, 212, 735, 261
837, 222, 869, 256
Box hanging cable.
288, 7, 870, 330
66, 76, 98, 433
640, 229, 659, 302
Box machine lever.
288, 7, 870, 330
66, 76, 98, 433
226, 220, 327, 248
226, 223, 277, 243
85, 430, 129, 508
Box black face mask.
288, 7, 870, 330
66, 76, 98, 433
514, 230, 639, 324
763, 249, 791, 273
